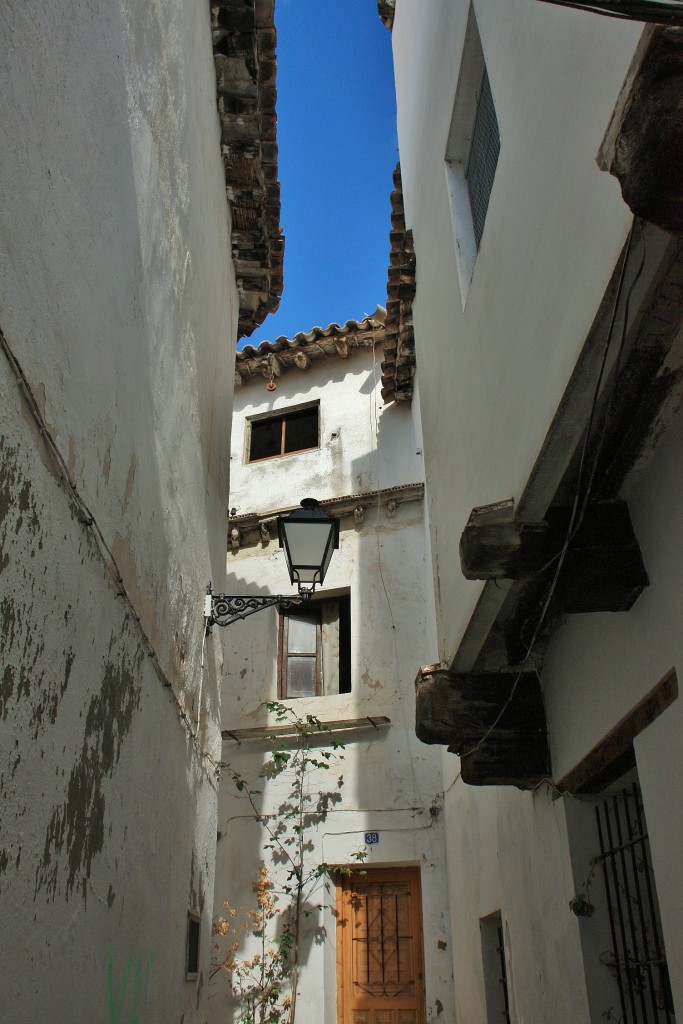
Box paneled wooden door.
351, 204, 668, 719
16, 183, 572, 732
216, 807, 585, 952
336, 867, 427, 1024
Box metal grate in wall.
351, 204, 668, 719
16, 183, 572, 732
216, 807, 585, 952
465, 68, 500, 250
496, 924, 512, 1022
595, 783, 675, 1023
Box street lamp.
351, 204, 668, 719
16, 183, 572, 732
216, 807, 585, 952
204, 498, 340, 630
278, 497, 340, 598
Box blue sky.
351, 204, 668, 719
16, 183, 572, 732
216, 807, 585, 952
242, 0, 398, 349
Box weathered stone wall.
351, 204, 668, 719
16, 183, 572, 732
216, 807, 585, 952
0, 0, 238, 1018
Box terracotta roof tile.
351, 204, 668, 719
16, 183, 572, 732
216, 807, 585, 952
235, 310, 387, 387
212, 0, 284, 339
381, 164, 416, 403
377, 0, 396, 30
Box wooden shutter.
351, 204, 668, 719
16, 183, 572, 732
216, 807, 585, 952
278, 608, 321, 698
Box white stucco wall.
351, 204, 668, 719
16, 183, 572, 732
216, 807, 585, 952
387, 2, 682, 1022
0, 0, 236, 1018
391, 0, 642, 663
542, 401, 683, 1012
438, 758, 597, 1024
229, 347, 424, 516
209, 354, 454, 1023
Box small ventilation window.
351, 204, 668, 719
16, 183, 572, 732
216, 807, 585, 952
465, 68, 500, 250
186, 911, 200, 980
248, 404, 319, 462
480, 911, 511, 1022
444, 6, 501, 302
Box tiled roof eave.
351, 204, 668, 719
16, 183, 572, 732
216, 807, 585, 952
212, 0, 284, 339
377, 0, 396, 30
381, 164, 416, 404
234, 312, 387, 386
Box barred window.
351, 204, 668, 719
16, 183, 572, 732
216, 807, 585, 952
444, 7, 501, 300
465, 68, 500, 251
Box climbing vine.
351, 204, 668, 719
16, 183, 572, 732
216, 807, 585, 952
212, 702, 366, 1024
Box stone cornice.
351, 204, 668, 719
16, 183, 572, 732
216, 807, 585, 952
227, 482, 424, 551
212, 0, 284, 338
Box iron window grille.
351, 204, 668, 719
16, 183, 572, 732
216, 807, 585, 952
465, 68, 500, 251
595, 783, 674, 1023
496, 923, 512, 1022
481, 911, 511, 1022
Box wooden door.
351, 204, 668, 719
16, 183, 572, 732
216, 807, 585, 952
337, 867, 426, 1024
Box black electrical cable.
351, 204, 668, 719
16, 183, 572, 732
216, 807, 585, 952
459, 221, 638, 764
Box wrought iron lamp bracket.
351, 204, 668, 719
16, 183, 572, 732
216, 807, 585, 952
204, 584, 301, 632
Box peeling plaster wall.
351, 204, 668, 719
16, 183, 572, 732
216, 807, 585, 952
0, 0, 236, 1018
208, 355, 455, 1023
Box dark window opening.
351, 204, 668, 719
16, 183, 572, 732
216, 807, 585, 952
337, 597, 351, 695
278, 595, 351, 698
465, 67, 500, 250
186, 912, 200, 979
481, 911, 511, 1023
249, 405, 319, 462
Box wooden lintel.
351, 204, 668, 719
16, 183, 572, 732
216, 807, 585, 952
557, 668, 678, 795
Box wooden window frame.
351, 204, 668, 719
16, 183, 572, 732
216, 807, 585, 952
278, 606, 323, 699
277, 595, 352, 699
247, 403, 320, 464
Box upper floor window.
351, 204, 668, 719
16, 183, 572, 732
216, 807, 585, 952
465, 67, 500, 251
247, 403, 319, 463
445, 5, 500, 303
278, 595, 351, 699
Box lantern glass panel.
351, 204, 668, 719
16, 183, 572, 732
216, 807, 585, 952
283, 521, 333, 581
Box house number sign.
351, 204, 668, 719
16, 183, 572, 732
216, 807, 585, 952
364, 832, 380, 844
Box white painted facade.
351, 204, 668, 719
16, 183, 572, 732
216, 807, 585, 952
0, 1, 237, 1019
209, 345, 456, 1023
387, 1, 683, 1022
392, 0, 642, 664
